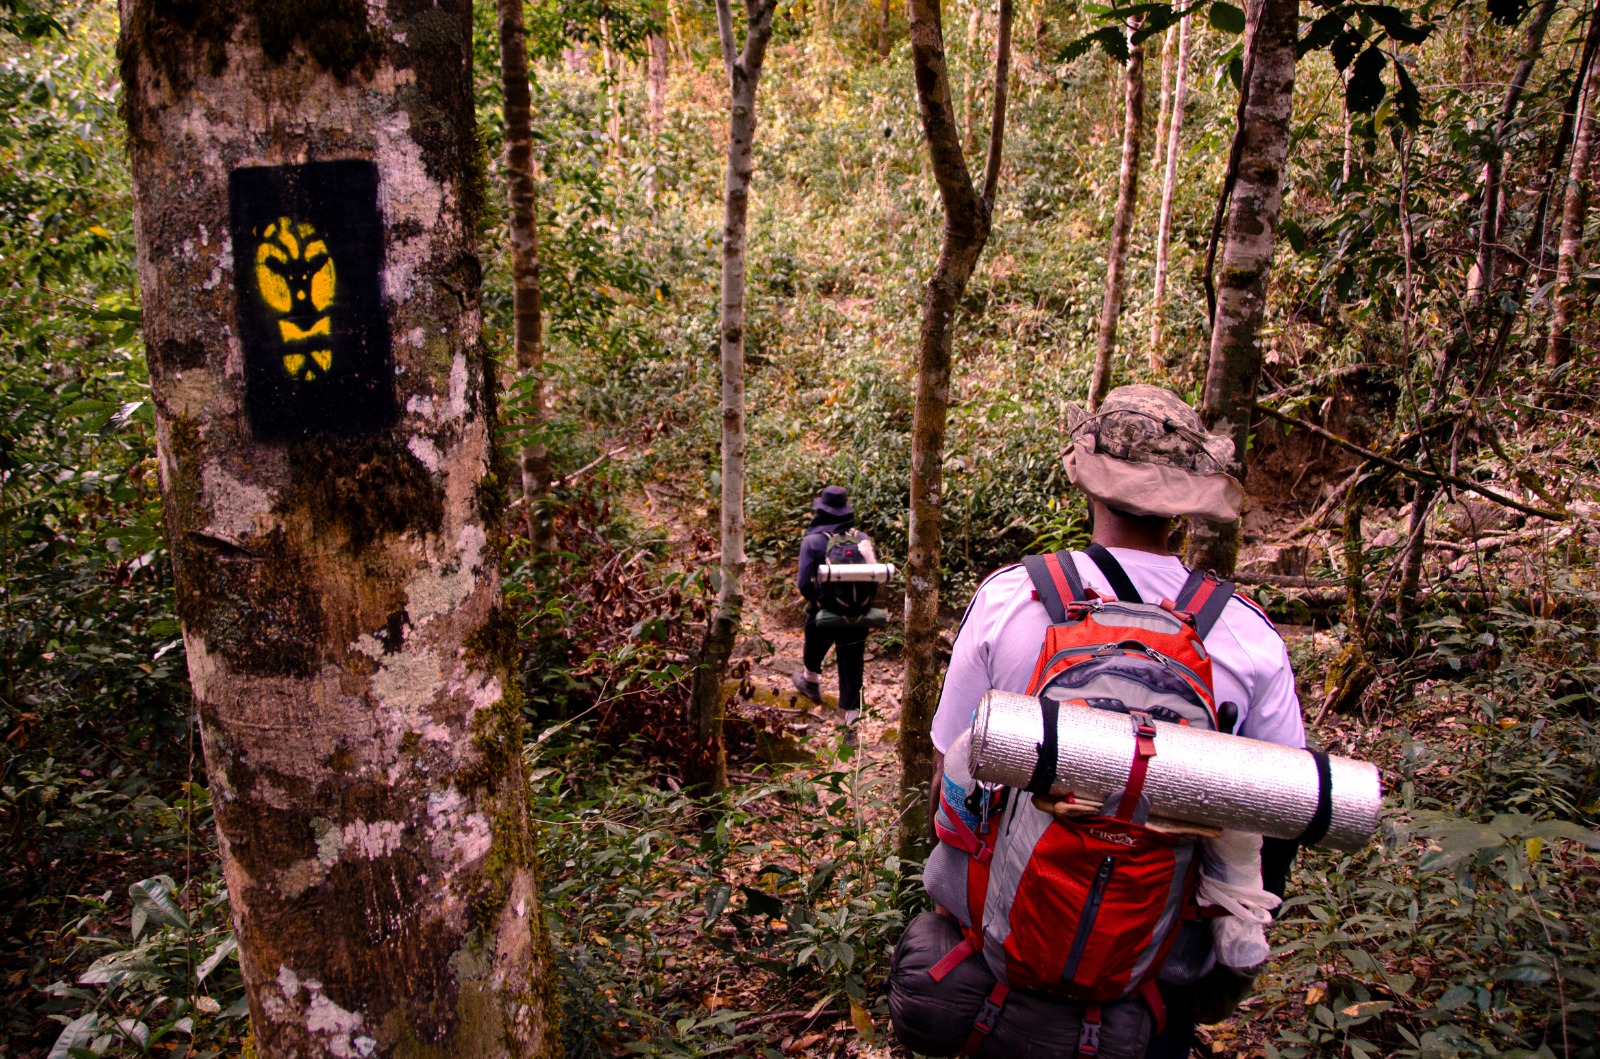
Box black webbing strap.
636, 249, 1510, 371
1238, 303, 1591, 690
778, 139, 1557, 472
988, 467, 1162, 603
1022, 555, 1068, 623
1173, 569, 1237, 639
1174, 569, 1208, 610
1027, 697, 1060, 795
1296, 749, 1334, 847
1085, 543, 1142, 604
1058, 550, 1088, 601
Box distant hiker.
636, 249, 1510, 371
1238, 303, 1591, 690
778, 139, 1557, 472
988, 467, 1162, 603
894, 385, 1308, 1058
793, 486, 887, 742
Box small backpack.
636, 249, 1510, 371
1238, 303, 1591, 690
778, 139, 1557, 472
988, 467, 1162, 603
817, 530, 876, 617
923, 544, 1238, 1054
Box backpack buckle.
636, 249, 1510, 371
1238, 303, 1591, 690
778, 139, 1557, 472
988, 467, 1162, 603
974, 995, 1005, 1034
1078, 1017, 1101, 1056
1131, 712, 1158, 757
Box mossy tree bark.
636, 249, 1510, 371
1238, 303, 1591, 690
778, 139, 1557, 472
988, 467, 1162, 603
898, 0, 1012, 863
500, 0, 552, 550
687, 0, 777, 794
1149, 11, 1190, 363
119, 2, 557, 1055
1088, 19, 1146, 410
1188, 0, 1298, 577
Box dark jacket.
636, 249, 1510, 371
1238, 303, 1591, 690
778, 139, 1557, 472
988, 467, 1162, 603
797, 513, 855, 603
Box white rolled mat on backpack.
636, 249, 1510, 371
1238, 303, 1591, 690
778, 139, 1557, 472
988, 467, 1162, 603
968, 690, 1382, 851
816, 563, 897, 583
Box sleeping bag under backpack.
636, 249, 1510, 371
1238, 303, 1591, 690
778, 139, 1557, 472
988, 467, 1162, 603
908, 544, 1241, 1056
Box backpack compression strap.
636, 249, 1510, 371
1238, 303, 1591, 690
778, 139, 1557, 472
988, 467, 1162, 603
1021, 552, 1088, 623
1084, 543, 1143, 604
1174, 569, 1237, 639
959, 983, 1011, 1056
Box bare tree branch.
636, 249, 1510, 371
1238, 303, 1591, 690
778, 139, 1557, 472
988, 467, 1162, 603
981, 0, 1013, 209
1253, 402, 1568, 521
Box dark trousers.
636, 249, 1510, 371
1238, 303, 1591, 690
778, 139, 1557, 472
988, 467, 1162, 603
802, 613, 869, 714
1145, 1010, 1195, 1058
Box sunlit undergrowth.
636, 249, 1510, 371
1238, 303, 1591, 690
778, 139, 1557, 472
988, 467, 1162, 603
1233, 585, 1600, 1059
528, 728, 908, 1057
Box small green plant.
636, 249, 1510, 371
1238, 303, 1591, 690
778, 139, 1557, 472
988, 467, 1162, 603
41, 871, 247, 1058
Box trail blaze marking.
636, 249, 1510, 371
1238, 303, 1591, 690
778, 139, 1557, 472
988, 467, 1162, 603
255, 217, 338, 380
229, 160, 397, 440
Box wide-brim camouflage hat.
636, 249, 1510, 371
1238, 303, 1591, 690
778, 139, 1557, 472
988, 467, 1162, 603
1063, 384, 1244, 521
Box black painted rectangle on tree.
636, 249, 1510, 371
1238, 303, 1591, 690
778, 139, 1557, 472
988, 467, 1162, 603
229, 160, 397, 440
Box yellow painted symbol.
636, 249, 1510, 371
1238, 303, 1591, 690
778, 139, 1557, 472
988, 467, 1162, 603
254, 217, 337, 381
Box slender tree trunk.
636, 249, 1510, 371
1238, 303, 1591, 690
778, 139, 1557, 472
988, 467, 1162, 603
1150, 12, 1191, 363
1088, 20, 1146, 409
962, 3, 983, 154
1468, 0, 1561, 309
880, 0, 893, 56
688, 0, 778, 794
668, 0, 689, 62
1399, 481, 1436, 615
119, 2, 556, 1055
647, 23, 668, 138
1153, 25, 1176, 186
501, 0, 551, 550
601, 19, 623, 154
1341, 98, 1354, 184
898, 0, 1012, 863
1188, 0, 1298, 577
1545, 45, 1599, 374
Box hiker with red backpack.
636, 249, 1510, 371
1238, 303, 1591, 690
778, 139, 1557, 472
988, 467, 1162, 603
793, 486, 888, 743
891, 385, 1308, 1058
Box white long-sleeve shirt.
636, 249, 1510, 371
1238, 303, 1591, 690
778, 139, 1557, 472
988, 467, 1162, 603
930, 547, 1307, 755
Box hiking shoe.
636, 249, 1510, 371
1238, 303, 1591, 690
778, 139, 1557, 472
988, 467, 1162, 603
791, 671, 823, 704
842, 725, 858, 748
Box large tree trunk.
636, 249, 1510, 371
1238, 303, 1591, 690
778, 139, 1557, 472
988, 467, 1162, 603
687, 0, 777, 793
898, 0, 1012, 863
1189, 0, 1298, 576
1545, 44, 1599, 375
500, 0, 551, 550
1088, 21, 1146, 409
118, 2, 556, 1056
1467, 0, 1560, 309
1149, 12, 1191, 363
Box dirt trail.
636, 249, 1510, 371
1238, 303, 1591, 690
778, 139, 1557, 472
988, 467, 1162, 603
733, 573, 908, 774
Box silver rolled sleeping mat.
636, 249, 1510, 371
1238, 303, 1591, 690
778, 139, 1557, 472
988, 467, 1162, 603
816, 562, 897, 583
968, 690, 1382, 851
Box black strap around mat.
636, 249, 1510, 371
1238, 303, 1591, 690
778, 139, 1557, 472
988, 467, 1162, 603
1085, 543, 1142, 604
1027, 697, 1060, 795
1296, 748, 1334, 847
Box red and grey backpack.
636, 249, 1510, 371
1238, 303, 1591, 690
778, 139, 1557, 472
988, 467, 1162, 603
923, 544, 1239, 1055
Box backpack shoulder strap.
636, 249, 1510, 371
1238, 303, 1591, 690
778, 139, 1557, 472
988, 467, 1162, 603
1021, 551, 1087, 623
1174, 569, 1237, 639
1084, 543, 1143, 605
